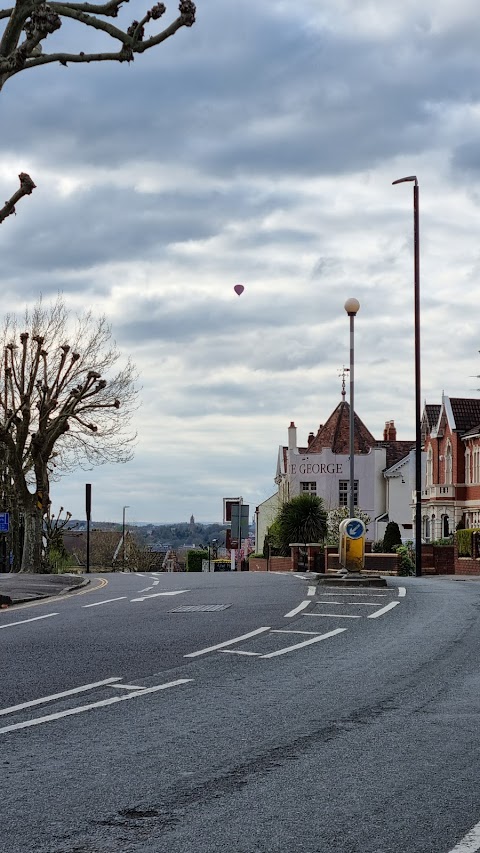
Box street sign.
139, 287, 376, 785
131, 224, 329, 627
0, 512, 9, 533
345, 519, 364, 540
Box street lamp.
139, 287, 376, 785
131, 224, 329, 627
392, 175, 422, 577
122, 505, 130, 570
344, 298, 360, 519
208, 538, 217, 572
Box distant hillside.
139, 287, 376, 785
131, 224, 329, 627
67, 520, 230, 549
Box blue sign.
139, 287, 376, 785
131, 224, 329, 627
345, 519, 364, 540
0, 512, 9, 533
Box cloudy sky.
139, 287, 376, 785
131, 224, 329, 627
1, 0, 480, 525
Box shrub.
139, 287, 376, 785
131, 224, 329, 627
455, 529, 480, 557
394, 543, 415, 576
372, 540, 384, 553
383, 521, 402, 553
186, 549, 208, 572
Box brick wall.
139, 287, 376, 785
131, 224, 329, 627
327, 553, 400, 574
249, 556, 293, 572
454, 534, 480, 575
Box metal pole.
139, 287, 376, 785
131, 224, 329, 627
349, 312, 355, 519
393, 176, 422, 577
413, 182, 422, 578
122, 505, 129, 570
85, 483, 91, 574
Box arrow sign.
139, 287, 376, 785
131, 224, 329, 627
130, 591, 188, 603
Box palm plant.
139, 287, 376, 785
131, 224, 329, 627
275, 494, 327, 556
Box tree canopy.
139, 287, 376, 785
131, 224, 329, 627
0, 0, 195, 91
0, 296, 138, 570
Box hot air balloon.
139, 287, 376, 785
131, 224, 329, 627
234, 284, 244, 296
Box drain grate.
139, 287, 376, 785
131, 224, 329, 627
169, 604, 231, 613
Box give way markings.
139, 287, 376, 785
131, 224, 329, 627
0, 676, 192, 736
183, 586, 405, 660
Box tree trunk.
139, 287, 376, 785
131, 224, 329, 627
20, 503, 43, 572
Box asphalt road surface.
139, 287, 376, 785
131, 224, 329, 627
1, 571, 479, 853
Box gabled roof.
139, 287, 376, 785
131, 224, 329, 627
378, 441, 415, 469
307, 401, 376, 455
425, 404, 441, 430
449, 398, 480, 433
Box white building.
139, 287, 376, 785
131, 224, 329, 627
256, 397, 415, 552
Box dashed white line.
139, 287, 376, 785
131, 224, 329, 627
0, 613, 58, 630
82, 597, 127, 608
316, 600, 380, 606
447, 820, 480, 853
109, 683, 145, 690
272, 630, 322, 636
367, 601, 400, 619
219, 650, 262, 656
261, 628, 346, 658
307, 586, 316, 597
0, 677, 122, 716
398, 587, 407, 597
184, 627, 271, 658
284, 600, 311, 618
0, 679, 193, 735
303, 612, 361, 619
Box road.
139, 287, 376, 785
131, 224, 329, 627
0, 571, 479, 853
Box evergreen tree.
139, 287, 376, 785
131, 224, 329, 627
383, 521, 402, 553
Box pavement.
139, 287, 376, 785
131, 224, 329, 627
0, 573, 89, 606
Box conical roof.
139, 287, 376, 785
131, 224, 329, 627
307, 401, 376, 455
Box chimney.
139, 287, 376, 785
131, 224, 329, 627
288, 421, 297, 451
308, 432, 315, 446
383, 420, 397, 441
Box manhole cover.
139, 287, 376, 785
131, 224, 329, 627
169, 604, 231, 612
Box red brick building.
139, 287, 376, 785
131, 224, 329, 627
422, 395, 480, 539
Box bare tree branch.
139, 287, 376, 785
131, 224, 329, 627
0, 0, 196, 89
0, 172, 36, 224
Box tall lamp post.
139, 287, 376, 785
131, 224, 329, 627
344, 298, 360, 519
392, 175, 422, 577
122, 505, 130, 570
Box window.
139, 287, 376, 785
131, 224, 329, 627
474, 448, 480, 484
424, 516, 430, 542
465, 448, 471, 485
339, 480, 358, 507
442, 515, 450, 537
426, 447, 433, 487
300, 482, 316, 494
445, 441, 452, 485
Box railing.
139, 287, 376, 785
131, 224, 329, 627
421, 485, 455, 499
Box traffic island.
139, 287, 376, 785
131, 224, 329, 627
316, 574, 388, 589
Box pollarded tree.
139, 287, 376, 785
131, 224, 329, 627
0, 0, 195, 92
0, 296, 137, 571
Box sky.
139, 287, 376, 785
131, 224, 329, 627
1, 0, 480, 525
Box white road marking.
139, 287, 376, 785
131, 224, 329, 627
0, 613, 58, 630
184, 627, 271, 658
398, 586, 406, 597
82, 597, 127, 608
367, 601, 400, 619
153, 580, 160, 586
0, 679, 193, 735
303, 612, 361, 619
447, 821, 480, 853
316, 600, 380, 606
272, 630, 322, 636
307, 586, 316, 597
261, 628, 346, 658
284, 600, 311, 618
0, 677, 122, 716
137, 586, 154, 593
219, 650, 262, 656
131, 591, 188, 602
109, 683, 144, 690
294, 574, 309, 579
